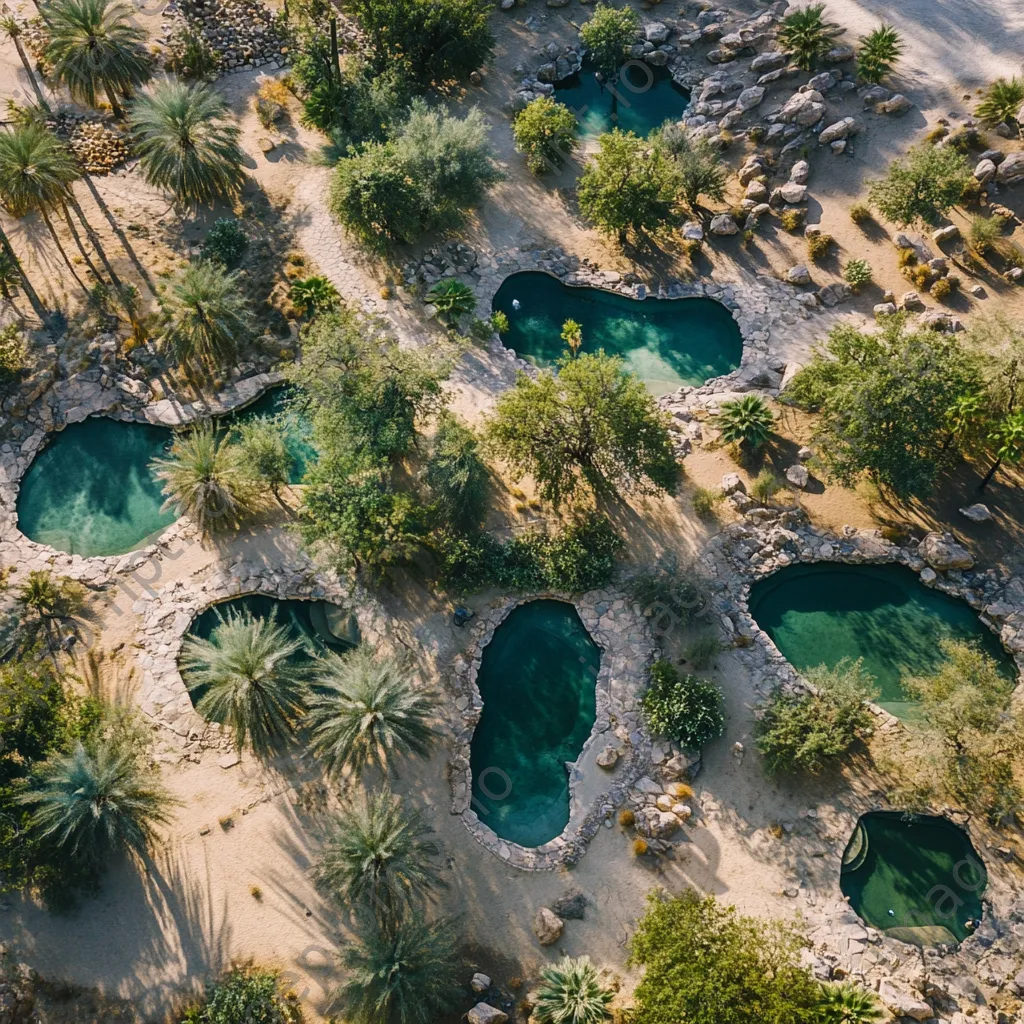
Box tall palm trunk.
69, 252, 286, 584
40, 209, 90, 296
977, 457, 1002, 493
9, 32, 50, 113
103, 82, 125, 119
66, 191, 122, 289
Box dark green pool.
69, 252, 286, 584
841, 811, 986, 945
553, 61, 689, 139
16, 386, 313, 557
747, 562, 1015, 718
469, 600, 600, 848
492, 272, 743, 395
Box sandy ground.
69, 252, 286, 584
3, 0, 1024, 1020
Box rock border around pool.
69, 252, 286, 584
0, 369, 286, 587
132, 555, 391, 746
446, 590, 656, 870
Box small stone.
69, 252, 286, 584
471, 973, 492, 994
920, 567, 937, 584
877, 93, 912, 115
789, 159, 809, 184
932, 224, 960, 243
721, 472, 745, 495
787, 264, 811, 285
919, 531, 974, 570
974, 158, 997, 183
218, 753, 240, 769
824, 43, 855, 63
596, 745, 620, 769
873, 302, 897, 318
901, 291, 924, 310
797, 446, 813, 461
682, 220, 705, 241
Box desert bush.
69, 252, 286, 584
897, 247, 918, 269
641, 659, 724, 748
626, 556, 709, 629
868, 144, 972, 226
255, 78, 290, 129
806, 232, 834, 264
780, 208, 805, 232
0, 324, 25, 387
975, 77, 1024, 130
490, 310, 509, 334
182, 964, 302, 1024
200, 218, 248, 265
849, 203, 872, 225
684, 634, 722, 670
969, 214, 1006, 255
856, 23, 903, 84
715, 394, 774, 449
749, 468, 782, 504
930, 277, 953, 301
843, 258, 873, 291
289, 275, 339, 317
777, 3, 842, 71
691, 485, 722, 520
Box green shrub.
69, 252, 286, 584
747, 125, 766, 143
969, 214, 1005, 255
777, 2, 841, 71
691, 485, 722, 520
512, 96, 579, 173
754, 658, 878, 775
856, 23, 903, 84
749, 468, 782, 504
897, 247, 918, 269
181, 964, 302, 1023
779, 208, 805, 232
0, 324, 25, 387
425, 414, 489, 531
806, 232, 834, 264
200, 218, 248, 265
843, 258, 873, 291
715, 395, 774, 449
930, 276, 953, 301
626, 557, 709, 629
868, 145, 972, 227
641, 659, 725, 748
684, 633, 721, 670
164, 22, 219, 81
975, 77, 1024, 130
427, 278, 476, 326
289, 276, 339, 317
490, 310, 509, 334
578, 3, 639, 76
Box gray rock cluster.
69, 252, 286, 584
160, 0, 289, 71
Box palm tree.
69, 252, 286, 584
1, 15, 51, 112
43, 0, 151, 117
314, 790, 444, 923
159, 261, 254, 373
817, 982, 884, 1024
855, 24, 903, 85
0, 123, 91, 293
16, 569, 85, 651
130, 80, 245, 206
777, 4, 841, 71
534, 957, 614, 1024
150, 421, 254, 534
307, 648, 440, 780
426, 278, 475, 326
289, 275, 339, 317
976, 78, 1024, 132
334, 917, 464, 1024
978, 408, 1024, 491
19, 730, 174, 867
178, 606, 311, 755
714, 394, 775, 449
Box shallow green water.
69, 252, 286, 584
16, 385, 313, 558
469, 600, 600, 848
747, 562, 1015, 719
553, 61, 689, 139
840, 811, 986, 945
492, 272, 743, 395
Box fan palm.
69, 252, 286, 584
1, 16, 51, 112
289, 275, 339, 317
817, 982, 884, 1024
976, 77, 1024, 132
159, 260, 254, 372
315, 790, 444, 922
307, 648, 440, 780
130, 80, 245, 206
855, 24, 903, 85
150, 421, 254, 534
534, 957, 614, 1024
714, 394, 775, 449
20, 731, 174, 867
43, 0, 151, 116
777, 4, 842, 71
979, 408, 1024, 492
426, 278, 476, 326
179, 606, 311, 755
334, 917, 464, 1024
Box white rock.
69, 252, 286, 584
877, 93, 911, 115
974, 158, 997, 183
789, 159, 809, 184
596, 745, 620, 768
996, 151, 1024, 184
959, 503, 992, 523
644, 20, 669, 42
873, 302, 897, 318
920, 567, 937, 583
779, 90, 826, 126
787, 264, 811, 285
933, 224, 960, 243
785, 464, 809, 488
682, 220, 705, 241
735, 86, 765, 112
471, 974, 492, 994
721, 473, 745, 495
878, 981, 932, 1021
779, 181, 807, 204
919, 531, 974, 570
467, 1004, 508, 1024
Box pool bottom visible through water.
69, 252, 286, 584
747, 562, 1015, 719
840, 811, 986, 945
492, 272, 743, 396
469, 600, 600, 848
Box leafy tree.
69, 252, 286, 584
578, 4, 639, 77
314, 790, 444, 922
486, 351, 678, 504
427, 278, 476, 326
182, 965, 302, 1024
641, 659, 724, 749
817, 983, 885, 1024
714, 395, 774, 449
234, 416, 293, 497
654, 125, 726, 209
975, 77, 1024, 131
754, 659, 878, 775
151, 422, 255, 534
783, 318, 985, 498
577, 129, 680, 244
335, 917, 464, 1024
307, 648, 439, 779
979, 408, 1024, 491
867, 145, 973, 227
44, 0, 151, 116
130, 80, 245, 206
179, 607, 311, 755
200, 218, 248, 265
425, 414, 489, 531
159, 261, 254, 373
290, 275, 339, 317
627, 890, 823, 1024
512, 96, 579, 173
533, 956, 613, 1024
20, 724, 173, 870
855, 24, 903, 84
345, 0, 493, 87
777, 3, 842, 71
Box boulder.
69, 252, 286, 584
750, 51, 786, 72
471, 974, 492, 994
787, 264, 811, 285
721, 473, 745, 495
933, 224, 960, 243
974, 158, 997, 183
818, 116, 860, 144
806, 71, 837, 92
996, 151, 1024, 185
789, 159, 809, 184
877, 93, 912, 115
859, 84, 892, 106
745, 179, 769, 202
873, 302, 897, 318
824, 43, 855, 63
736, 86, 765, 112
533, 908, 564, 946
596, 745, 620, 769
637, 807, 680, 838
785, 464, 809, 488
901, 291, 924, 310
467, 1004, 508, 1024
536, 62, 558, 83
878, 981, 932, 1022
647, 49, 669, 66
778, 182, 807, 203
817, 282, 852, 307
710, 213, 739, 235
779, 90, 826, 125
919, 531, 974, 571
744, 202, 771, 229
644, 20, 670, 42
738, 156, 768, 185
959, 503, 992, 523
893, 232, 915, 249
830, 139, 846, 154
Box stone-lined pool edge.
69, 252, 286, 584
446, 590, 656, 871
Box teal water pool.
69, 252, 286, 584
16, 385, 313, 557
492, 272, 743, 395
553, 60, 689, 139
841, 811, 986, 945
469, 600, 600, 848
747, 562, 1015, 719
